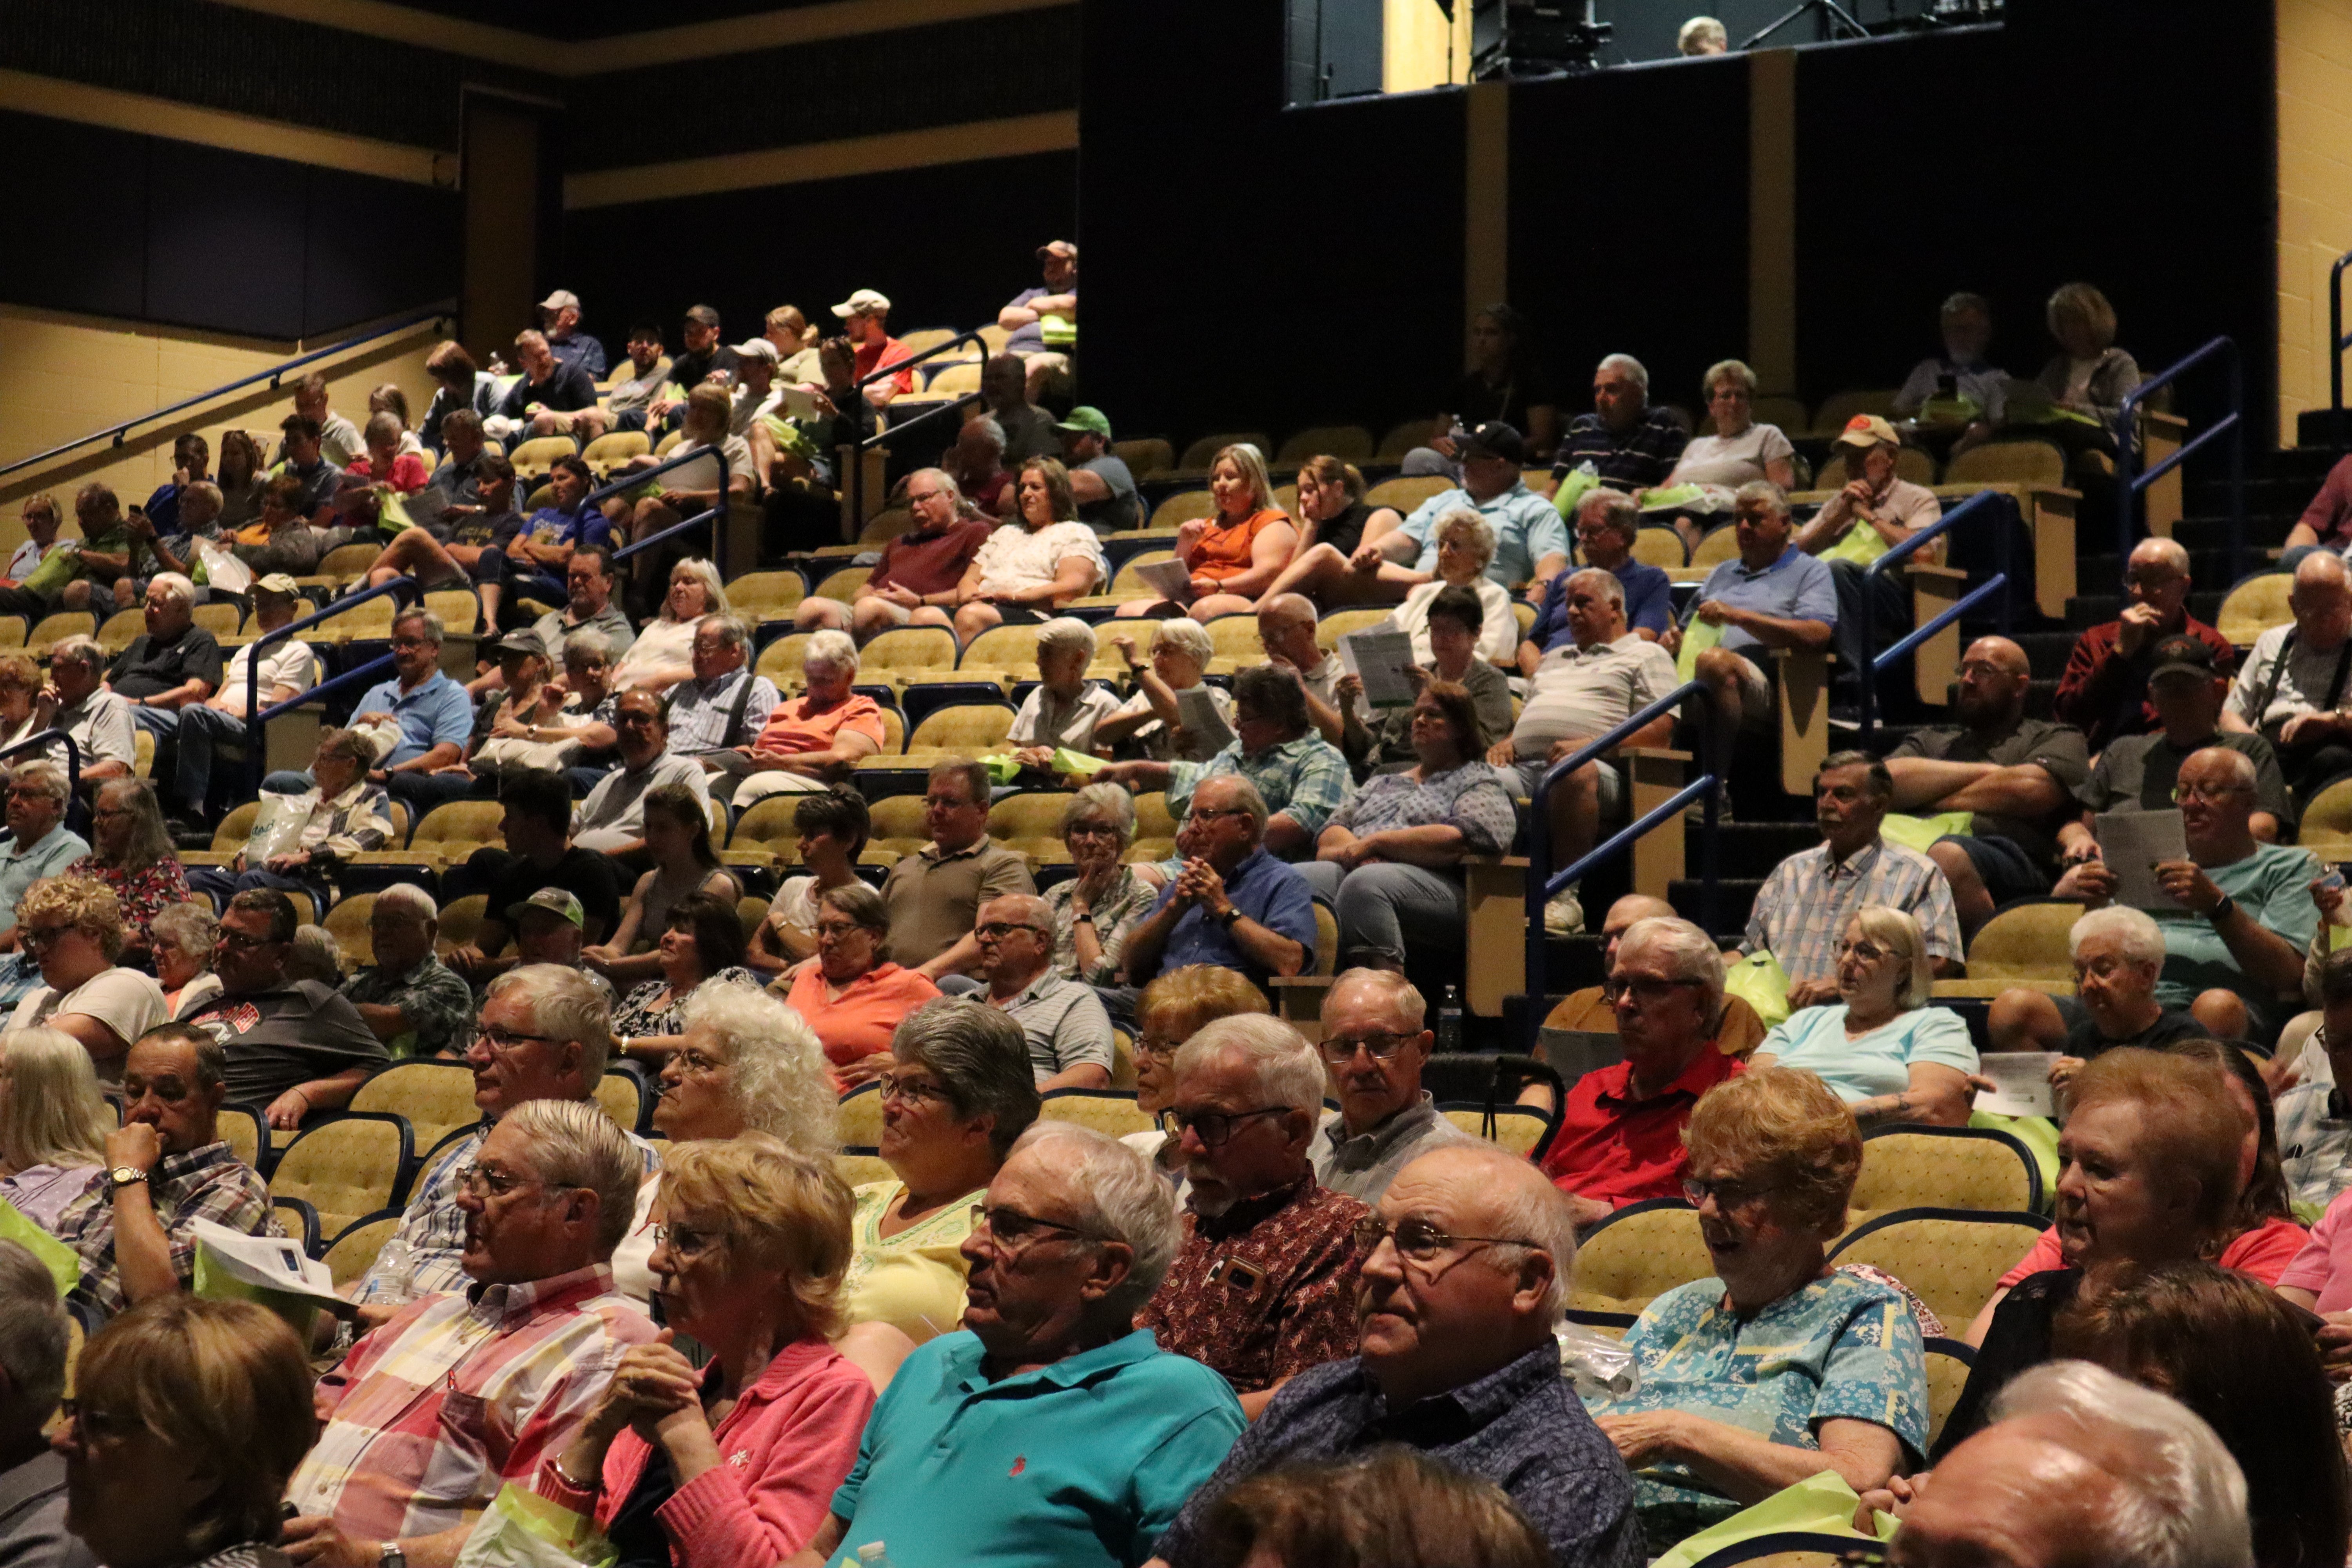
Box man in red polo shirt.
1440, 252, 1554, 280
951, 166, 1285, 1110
1541, 914, 1743, 1227
834, 287, 915, 407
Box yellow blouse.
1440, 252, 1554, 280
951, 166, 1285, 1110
842, 1180, 982, 1343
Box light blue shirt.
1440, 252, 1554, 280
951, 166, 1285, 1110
352, 671, 472, 767
0, 827, 88, 936
1757, 1003, 1977, 1103
2151, 842, 2322, 1021
830, 1327, 1244, 1568
1681, 543, 1839, 657
1397, 483, 1569, 590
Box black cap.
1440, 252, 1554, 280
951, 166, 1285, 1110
1463, 420, 1526, 465
2147, 633, 2219, 684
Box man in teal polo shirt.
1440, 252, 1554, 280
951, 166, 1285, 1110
793, 1122, 1243, 1568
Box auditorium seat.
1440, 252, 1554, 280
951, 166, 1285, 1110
581, 430, 650, 475
507, 435, 581, 481
812, 566, 871, 603
1111, 437, 1173, 479
1276, 425, 1374, 465
1807, 388, 1901, 439
1148, 490, 1217, 531
1365, 475, 1451, 514
1944, 439, 2068, 489
1173, 432, 1271, 474
2216, 573, 2292, 646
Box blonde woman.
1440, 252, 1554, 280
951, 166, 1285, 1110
1114, 444, 1297, 621
1122, 965, 1270, 1186
1750, 904, 1978, 1128
0, 1025, 112, 1228
613, 558, 731, 691
5, 877, 166, 1085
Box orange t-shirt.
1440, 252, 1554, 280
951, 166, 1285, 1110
1188, 507, 1287, 581
752, 692, 887, 757
789, 962, 942, 1071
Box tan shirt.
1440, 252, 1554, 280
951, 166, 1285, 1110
879, 835, 1038, 968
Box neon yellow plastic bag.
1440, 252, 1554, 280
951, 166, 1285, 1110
453, 1481, 617, 1568
0, 1200, 79, 1296
191, 1243, 319, 1342
1971, 1109, 2059, 1208
1552, 464, 1604, 523
1723, 949, 1791, 1029
1820, 520, 1891, 567
1651, 1470, 1898, 1568
1675, 616, 1724, 684
1877, 811, 1973, 853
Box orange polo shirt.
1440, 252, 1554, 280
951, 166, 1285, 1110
788, 962, 942, 1071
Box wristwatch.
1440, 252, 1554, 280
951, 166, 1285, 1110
106, 1166, 148, 1197
1073, 910, 1094, 925
1214, 905, 1243, 929
2207, 894, 2238, 924
379, 1543, 406, 1568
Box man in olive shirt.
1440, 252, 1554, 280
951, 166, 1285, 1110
880, 759, 1036, 983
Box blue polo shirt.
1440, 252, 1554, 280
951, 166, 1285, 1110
1528, 557, 1673, 647
1140, 849, 1319, 993
1396, 483, 1568, 590
1680, 543, 1838, 657
829, 1328, 1244, 1568
351, 670, 472, 766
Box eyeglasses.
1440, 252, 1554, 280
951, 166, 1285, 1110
57, 1400, 144, 1444
2172, 780, 2250, 804
814, 920, 871, 942
1167, 1104, 1290, 1147
1065, 821, 1121, 839
1682, 1175, 1776, 1209
969, 1203, 1096, 1257
18, 924, 70, 949
976, 921, 1047, 940
1352, 1214, 1543, 1267
923, 794, 977, 810
876, 1073, 952, 1107
668, 1046, 725, 1078
1833, 939, 1893, 963
216, 927, 280, 951
652, 1222, 722, 1259
457, 1161, 540, 1200
1318, 1031, 1416, 1064
1187, 806, 1252, 825
475, 1024, 561, 1054
390, 637, 433, 652
1601, 974, 1704, 1004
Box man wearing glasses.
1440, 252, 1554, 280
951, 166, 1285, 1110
1308, 969, 1476, 1204
2064, 634, 2292, 849
1120, 776, 1317, 995
1145, 1143, 1642, 1568
975, 893, 1112, 1090
1136, 1015, 1368, 1420
573, 690, 711, 859
0, 763, 87, 955
176, 889, 384, 1131
2055, 536, 2234, 752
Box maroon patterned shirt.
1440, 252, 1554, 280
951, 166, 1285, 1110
1138, 1172, 1368, 1395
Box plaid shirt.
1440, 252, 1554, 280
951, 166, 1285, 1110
1169, 735, 1354, 837
290, 1264, 658, 1543
340, 956, 475, 1059
1742, 837, 1963, 988
56, 1141, 274, 1321
2279, 1045, 2352, 1212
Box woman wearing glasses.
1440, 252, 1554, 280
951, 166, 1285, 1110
609, 892, 759, 1066
1583, 1067, 1929, 1554
1040, 785, 1163, 989
777, 883, 939, 1086
1747, 906, 1977, 1129
538, 1134, 876, 1564
841, 1000, 1040, 1352
1122, 965, 1271, 1187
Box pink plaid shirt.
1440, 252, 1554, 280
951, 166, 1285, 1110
289, 1264, 657, 1543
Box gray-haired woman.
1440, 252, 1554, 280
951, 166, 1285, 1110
148, 900, 220, 1015
70, 779, 190, 970
1042, 784, 1164, 986
1007, 618, 1123, 770
1388, 507, 1517, 666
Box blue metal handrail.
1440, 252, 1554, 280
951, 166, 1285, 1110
2331, 249, 2352, 414
613, 506, 721, 566
1856, 489, 2013, 751
1523, 679, 1716, 1049
0, 731, 81, 803
2114, 336, 2243, 581
584, 446, 731, 579
242, 575, 422, 788
0, 305, 453, 483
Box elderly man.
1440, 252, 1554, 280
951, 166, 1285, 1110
178, 889, 386, 1129
1264, 421, 1566, 610
1892, 291, 2005, 424
353, 964, 654, 1308
2054, 745, 2319, 1041
796, 468, 991, 641
1744, 751, 1964, 1008
1663, 480, 1837, 773
835, 287, 914, 406
1901, 1363, 2250, 1564
572, 690, 710, 856
284, 1100, 658, 1568
1522, 491, 1673, 666
1122, 776, 1318, 993
1055, 406, 1142, 533
54, 1024, 274, 1323
44, 638, 136, 788
1542, 916, 1746, 1225
1552, 354, 1689, 490
1258, 592, 1347, 744
2056, 538, 2234, 751
1537, 895, 1766, 1061
1492, 567, 1681, 935
792, 1123, 1242, 1568
1150, 1145, 1642, 1568
878, 759, 1037, 982
166, 573, 315, 820
338, 884, 474, 1060
449, 773, 621, 979
0, 766, 87, 952
1100, 666, 1353, 861
2067, 634, 2292, 852
1986, 905, 2204, 1073
537, 288, 605, 378
495, 328, 600, 438
2223, 548, 2352, 811
2279, 948, 2352, 1210
0, 1239, 89, 1568
1310, 969, 1477, 1203
103, 573, 222, 828
664, 615, 778, 772
976, 892, 1113, 1089
1794, 415, 1944, 683
1138, 1015, 1368, 1417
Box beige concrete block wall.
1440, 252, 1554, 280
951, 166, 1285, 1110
0, 305, 448, 558
2279, 0, 2352, 441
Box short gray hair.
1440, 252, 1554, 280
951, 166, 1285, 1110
1702, 359, 1759, 399
1061, 782, 1134, 846
695, 612, 749, 653
148, 573, 196, 608
1990, 1361, 2252, 1568
1173, 1014, 1325, 1115
1615, 916, 1725, 1025
2071, 905, 2164, 969
1420, 1144, 1583, 1321
315, 728, 376, 772
1327, 967, 1425, 1032
1734, 479, 1789, 518
1010, 1121, 1181, 1318
681, 977, 837, 1156
5, 762, 67, 808
1598, 352, 1650, 392
1575, 488, 1640, 542
892, 997, 1041, 1157
1432, 506, 1497, 572
487, 964, 614, 1083
1566, 567, 1623, 613
1192, 774, 1268, 840
804, 628, 858, 675
563, 629, 615, 666
0, 1239, 66, 1434
393, 607, 445, 647
1036, 617, 1097, 661
374, 882, 436, 922
1150, 616, 1215, 664
287, 926, 343, 985
1817, 750, 1893, 802
48, 636, 104, 675
148, 900, 218, 960
501, 1098, 645, 1259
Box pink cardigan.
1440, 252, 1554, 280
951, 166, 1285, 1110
536, 1338, 875, 1568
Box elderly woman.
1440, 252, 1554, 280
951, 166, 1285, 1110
749, 789, 867, 974
0, 1025, 112, 1229
780, 882, 939, 1082
1300, 680, 1514, 972
613, 559, 731, 692
730, 629, 886, 813
1585, 1067, 1928, 1551
54, 1296, 317, 1568
1664, 359, 1797, 492
1095, 617, 1233, 763
584, 783, 740, 987
539, 1134, 875, 1565
148, 900, 219, 1015
0, 657, 41, 755
344, 410, 429, 494
944, 457, 1108, 641
843, 998, 1041, 1346
1749, 906, 1977, 1128
1007, 619, 1123, 771
1342, 584, 1514, 777
1116, 444, 1297, 622
611, 891, 760, 1064
1123, 965, 1270, 1184
5, 877, 166, 1083
70, 780, 190, 969
1935, 1047, 2248, 1458
1041, 784, 1165, 986
1387, 508, 1517, 667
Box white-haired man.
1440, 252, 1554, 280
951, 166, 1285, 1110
0, 764, 87, 952
1148, 1145, 1643, 1568
1987, 906, 2205, 1083
1120, 775, 1318, 995
100, 573, 221, 829
1553, 354, 1688, 492
338, 884, 475, 1061
285, 1099, 659, 1568
1897, 1361, 2251, 1566
1537, 894, 1766, 1057
1309, 969, 1477, 1203
45, 637, 136, 788
1256, 592, 1346, 744
664, 614, 779, 774
536, 288, 606, 379
1138, 1015, 1370, 1419
793, 468, 991, 641
789, 1123, 1244, 1568
975, 892, 1114, 1090
168, 573, 316, 819
0, 1238, 88, 1568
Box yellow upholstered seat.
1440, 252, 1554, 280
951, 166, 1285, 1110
728, 571, 806, 622
731, 796, 806, 855
758, 633, 813, 687
1808, 389, 1900, 439
216, 1103, 266, 1174
1364, 476, 1452, 515
581, 431, 651, 475
595, 1072, 645, 1134
1630, 528, 1688, 568
1175, 433, 1270, 473
1148, 490, 1218, 531
1849, 1128, 2043, 1226
507, 435, 581, 480
1038, 1090, 1156, 1139
1926, 1339, 1976, 1448
323, 893, 377, 968
2217, 573, 2295, 648
1202, 614, 1263, 664
907, 704, 1017, 755
1111, 438, 1174, 480
350, 1061, 478, 1153
836, 1149, 895, 1188
838, 1084, 884, 1147
1828, 1209, 2049, 1332
323, 1210, 404, 1287
1440, 1105, 1556, 1160
434, 895, 488, 958
96, 609, 145, 655
1691, 525, 1743, 569
1944, 440, 2068, 488
410, 801, 506, 862
867, 797, 929, 857
813, 567, 871, 604
2303, 777, 2352, 856
1275, 426, 1374, 465
25, 613, 93, 655
958, 624, 1045, 679
1570, 1200, 1713, 1316
269, 1113, 413, 1245
861, 627, 960, 682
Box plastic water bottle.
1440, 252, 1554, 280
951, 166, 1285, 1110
1436, 985, 1464, 1052
852, 1544, 894, 1568
372, 1236, 416, 1305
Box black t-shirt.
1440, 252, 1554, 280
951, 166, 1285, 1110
488, 846, 624, 946
667, 345, 741, 396
1933, 1268, 2077, 1462
109, 625, 226, 701
497, 361, 599, 418
1887, 717, 2091, 872
1316, 498, 1374, 559
183, 981, 389, 1105
1448, 365, 1555, 434
2065, 1004, 2208, 1060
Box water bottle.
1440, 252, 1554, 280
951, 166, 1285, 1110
372, 1236, 416, 1305
851, 1544, 894, 1568
1436, 985, 1464, 1052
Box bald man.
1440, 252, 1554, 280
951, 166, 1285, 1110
975, 893, 1113, 1089
2056, 537, 2234, 752
1884, 636, 2091, 937
2223, 548, 2352, 812
1257, 592, 1345, 745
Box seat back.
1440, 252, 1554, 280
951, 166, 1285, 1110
1630, 527, 1688, 568
25, 612, 93, 653
349, 1061, 479, 1152
812, 567, 871, 604
1439, 1104, 1557, 1161
1364, 475, 1454, 515
581, 431, 652, 474
1376, 419, 1432, 460
731, 795, 806, 854
410, 801, 506, 853
861, 627, 960, 678
323, 893, 377, 968
2217, 573, 2295, 647
317, 543, 383, 581
424, 589, 481, 637
867, 796, 929, 855
925, 361, 982, 396
1826, 1208, 2049, 1333
269, 1112, 414, 1244
1148, 490, 1218, 531
1110, 438, 1173, 479
595, 1071, 647, 1135
907, 703, 1017, 755
1037, 1089, 1156, 1138
1571, 1199, 1713, 1316
1691, 525, 1744, 569
216, 1102, 268, 1176
1965, 900, 2084, 982
1275, 425, 1374, 465
434, 894, 488, 959
1809, 389, 1900, 437
1851, 1127, 2043, 1222
1313, 607, 1393, 651
1943, 439, 2068, 488
1176, 433, 1271, 472
728, 571, 807, 621
1202, 613, 1264, 664
1924, 1336, 1977, 1449
757, 632, 813, 686
507, 435, 581, 477
96, 608, 145, 655
322, 1208, 405, 1287
1109, 550, 1178, 596
858, 508, 915, 546
958, 624, 1043, 676
838, 1083, 885, 1147
2303, 777, 2352, 855
1817, 446, 1936, 488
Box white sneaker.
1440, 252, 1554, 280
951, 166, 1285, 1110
1544, 886, 1585, 936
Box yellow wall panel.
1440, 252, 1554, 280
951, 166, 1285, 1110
2279, 0, 2352, 437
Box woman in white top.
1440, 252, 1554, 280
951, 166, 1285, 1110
613, 558, 730, 691
0, 1024, 112, 1231
747, 788, 867, 977
943, 457, 1107, 642
1663, 359, 1797, 552
1094, 616, 1234, 763
4, 876, 166, 1085
1388, 507, 1517, 667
